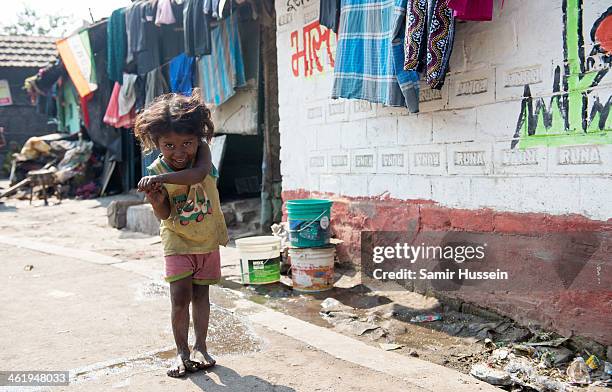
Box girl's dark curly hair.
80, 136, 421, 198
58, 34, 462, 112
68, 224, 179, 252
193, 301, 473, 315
134, 89, 214, 153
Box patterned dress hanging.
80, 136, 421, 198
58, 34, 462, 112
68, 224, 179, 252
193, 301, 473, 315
404, 0, 428, 72
404, 0, 456, 90
426, 0, 455, 89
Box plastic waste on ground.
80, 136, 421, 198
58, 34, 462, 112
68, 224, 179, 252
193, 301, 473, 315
410, 314, 442, 323
566, 357, 591, 385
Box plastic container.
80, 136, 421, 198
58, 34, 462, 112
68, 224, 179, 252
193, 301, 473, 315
289, 246, 335, 292
286, 199, 333, 248
236, 236, 282, 284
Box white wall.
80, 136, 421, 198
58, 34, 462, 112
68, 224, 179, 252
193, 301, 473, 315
275, 0, 612, 221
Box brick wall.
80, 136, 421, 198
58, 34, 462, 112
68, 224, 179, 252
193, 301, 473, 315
275, 0, 612, 344
276, 0, 612, 221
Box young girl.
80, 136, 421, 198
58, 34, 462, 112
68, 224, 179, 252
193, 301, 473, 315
134, 90, 228, 378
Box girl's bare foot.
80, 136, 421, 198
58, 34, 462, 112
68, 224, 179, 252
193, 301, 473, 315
167, 355, 187, 378
191, 348, 216, 369
167, 354, 199, 378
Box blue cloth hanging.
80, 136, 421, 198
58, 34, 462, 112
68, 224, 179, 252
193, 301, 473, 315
331, 0, 419, 111
169, 53, 196, 96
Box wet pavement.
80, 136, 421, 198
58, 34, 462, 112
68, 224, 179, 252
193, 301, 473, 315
218, 280, 492, 373
1, 240, 496, 392
0, 194, 496, 375
2, 192, 603, 391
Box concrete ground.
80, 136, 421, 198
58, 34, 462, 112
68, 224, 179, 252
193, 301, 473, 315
0, 191, 500, 391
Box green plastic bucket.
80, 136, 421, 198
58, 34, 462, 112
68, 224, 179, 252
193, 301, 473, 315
286, 199, 333, 248
236, 236, 281, 284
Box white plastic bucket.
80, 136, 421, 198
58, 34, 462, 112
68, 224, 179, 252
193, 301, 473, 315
236, 236, 282, 284
289, 246, 335, 292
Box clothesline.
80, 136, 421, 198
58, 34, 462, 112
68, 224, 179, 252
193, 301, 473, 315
113, 9, 233, 75
323, 0, 498, 113
103, 7, 246, 129
50, 0, 247, 132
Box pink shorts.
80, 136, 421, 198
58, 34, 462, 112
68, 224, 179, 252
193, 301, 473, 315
164, 250, 221, 285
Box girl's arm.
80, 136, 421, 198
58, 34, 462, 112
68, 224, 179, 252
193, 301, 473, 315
145, 187, 171, 220
139, 143, 212, 191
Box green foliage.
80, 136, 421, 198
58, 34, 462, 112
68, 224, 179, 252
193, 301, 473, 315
2, 5, 73, 37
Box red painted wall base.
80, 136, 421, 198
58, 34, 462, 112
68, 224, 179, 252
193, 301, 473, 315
282, 189, 612, 346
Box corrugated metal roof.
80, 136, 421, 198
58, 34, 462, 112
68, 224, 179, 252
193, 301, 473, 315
0, 35, 58, 68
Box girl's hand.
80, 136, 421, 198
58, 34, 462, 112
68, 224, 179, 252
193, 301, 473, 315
144, 188, 167, 207
138, 175, 163, 192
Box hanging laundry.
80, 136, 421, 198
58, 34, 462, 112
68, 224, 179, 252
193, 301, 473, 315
449, 0, 493, 21
118, 74, 138, 116
425, 1, 455, 89
36, 59, 66, 91
135, 75, 146, 112
85, 19, 110, 133
24, 76, 43, 98
145, 68, 169, 107
332, 0, 419, 111
103, 83, 122, 127
85, 23, 123, 162
136, 21, 163, 75
35, 93, 58, 118
80, 95, 91, 128
25, 59, 65, 106
183, 0, 212, 57
169, 53, 196, 96
171, 0, 184, 22
124, 1, 165, 75
35, 95, 47, 114
46, 85, 59, 118
58, 79, 81, 133
107, 8, 127, 84
144, 0, 157, 22
159, 24, 184, 65
32, 79, 57, 118
104, 76, 137, 128
157, 1, 185, 65
204, 0, 221, 19
156, 0, 176, 25
319, 0, 341, 33
392, 30, 419, 111
404, 0, 456, 89
199, 13, 246, 106
218, 0, 229, 19
404, 0, 427, 72
125, 1, 148, 65
56, 30, 98, 98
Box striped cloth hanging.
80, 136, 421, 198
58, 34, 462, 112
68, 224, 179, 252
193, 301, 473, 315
199, 13, 246, 106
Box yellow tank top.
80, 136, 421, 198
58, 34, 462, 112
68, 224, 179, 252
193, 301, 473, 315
148, 156, 229, 256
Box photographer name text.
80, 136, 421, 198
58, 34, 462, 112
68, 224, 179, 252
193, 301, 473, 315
370, 243, 509, 281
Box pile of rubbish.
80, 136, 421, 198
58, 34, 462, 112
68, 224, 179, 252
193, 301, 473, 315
3, 133, 106, 201
318, 297, 610, 391
470, 336, 611, 391
320, 297, 395, 341
271, 221, 290, 251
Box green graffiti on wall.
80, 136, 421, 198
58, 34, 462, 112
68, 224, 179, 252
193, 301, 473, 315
514, 0, 612, 148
